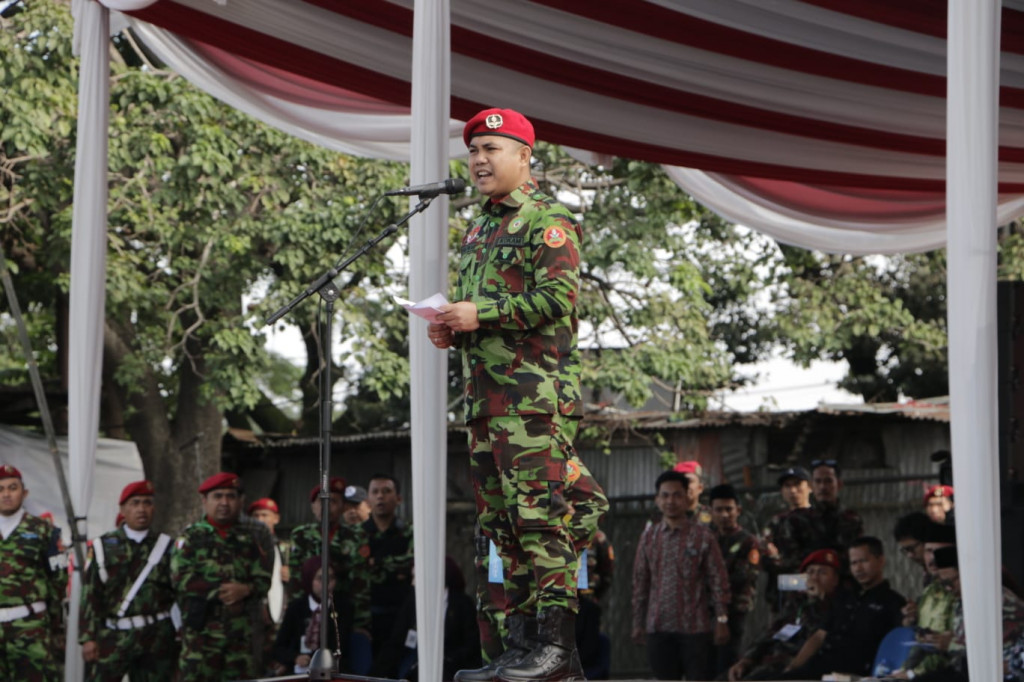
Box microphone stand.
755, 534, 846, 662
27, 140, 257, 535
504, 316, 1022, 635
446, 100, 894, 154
263, 197, 433, 682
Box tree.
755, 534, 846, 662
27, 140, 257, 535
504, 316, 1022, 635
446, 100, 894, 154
2, 0, 408, 532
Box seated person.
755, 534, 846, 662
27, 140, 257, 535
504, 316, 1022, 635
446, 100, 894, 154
271, 556, 354, 675
890, 522, 957, 679
728, 549, 841, 681
774, 536, 906, 680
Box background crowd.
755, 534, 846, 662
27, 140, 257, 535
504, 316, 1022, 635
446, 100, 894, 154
0, 455, 1018, 682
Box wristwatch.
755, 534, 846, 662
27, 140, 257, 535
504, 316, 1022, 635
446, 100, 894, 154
716, 615, 729, 624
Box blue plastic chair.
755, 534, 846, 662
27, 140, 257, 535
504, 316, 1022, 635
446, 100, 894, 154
871, 626, 918, 677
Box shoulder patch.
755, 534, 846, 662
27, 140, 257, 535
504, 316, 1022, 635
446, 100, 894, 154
566, 459, 582, 484
543, 225, 568, 248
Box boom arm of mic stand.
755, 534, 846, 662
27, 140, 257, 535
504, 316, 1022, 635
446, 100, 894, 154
264, 196, 434, 326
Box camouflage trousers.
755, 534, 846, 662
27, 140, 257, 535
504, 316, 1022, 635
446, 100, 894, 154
87, 619, 177, 682
470, 414, 608, 634
179, 612, 257, 682
0, 611, 59, 682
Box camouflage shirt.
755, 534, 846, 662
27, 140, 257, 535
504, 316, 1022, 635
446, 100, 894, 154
360, 518, 413, 613
288, 521, 371, 629
808, 501, 863, 554
743, 595, 835, 674
0, 511, 66, 621
454, 179, 583, 421
715, 527, 761, 614
171, 517, 272, 613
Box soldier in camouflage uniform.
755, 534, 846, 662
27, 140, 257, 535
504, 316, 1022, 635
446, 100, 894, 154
80, 480, 176, 681
808, 459, 863, 583
0, 464, 66, 682
430, 107, 607, 682
727, 549, 841, 681
361, 474, 413, 654
288, 476, 371, 633
172, 472, 273, 682
709, 484, 761, 677
762, 467, 817, 613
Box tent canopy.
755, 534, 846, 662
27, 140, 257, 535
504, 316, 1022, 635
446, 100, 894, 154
65, 2, 1007, 682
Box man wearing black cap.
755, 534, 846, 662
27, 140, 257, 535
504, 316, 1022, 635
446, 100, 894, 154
429, 107, 608, 682
762, 467, 816, 613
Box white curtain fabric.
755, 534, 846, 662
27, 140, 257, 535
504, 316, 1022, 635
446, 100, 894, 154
664, 167, 1024, 254
946, 2, 1003, 682
408, 0, 451, 680
67, 1, 111, 678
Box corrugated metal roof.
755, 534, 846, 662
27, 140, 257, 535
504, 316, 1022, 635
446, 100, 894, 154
816, 396, 950, 422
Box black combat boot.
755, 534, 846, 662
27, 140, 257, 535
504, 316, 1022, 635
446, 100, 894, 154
496, 607, 584, 682
455, 613, 537, 682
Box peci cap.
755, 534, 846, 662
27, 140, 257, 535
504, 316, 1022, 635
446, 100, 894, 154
344, 485, 367, 504
0, 464, 22, 481
198, 472, 241, 494
310, 476, 347, 503
119, 480, 155, 505
463, 108, 535, 148
247, 497, 279, 515
800, 548, 841, 573
777, 466, 811, 487
924, 484, 954, 504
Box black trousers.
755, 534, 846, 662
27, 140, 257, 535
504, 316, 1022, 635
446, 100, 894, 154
647, 631, 713, 680
712, 615, 746, 678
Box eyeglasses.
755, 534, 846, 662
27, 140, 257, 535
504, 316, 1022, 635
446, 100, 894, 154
810, 459, 838, 469
899, 541, 922, 555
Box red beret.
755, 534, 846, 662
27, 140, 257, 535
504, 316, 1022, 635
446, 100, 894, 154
310, 476, 347, 503
248, 497, 279, 515
119, 480, 155, 505
463, 108, 535, 148
800, 549, 841, 573
924, 485, 954, 504
673, 460, 703, 477
0, 464, 21, 481
198, 472, 240, 494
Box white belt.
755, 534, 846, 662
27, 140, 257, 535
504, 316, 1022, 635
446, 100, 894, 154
0, 601, 46, 623
105, 611, 171, 631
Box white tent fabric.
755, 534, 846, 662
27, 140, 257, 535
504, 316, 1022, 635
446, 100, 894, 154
67, 0, 111, 678
946, 0, 1004, 673
407, 0, 451, 677
64, 1, 1011, 681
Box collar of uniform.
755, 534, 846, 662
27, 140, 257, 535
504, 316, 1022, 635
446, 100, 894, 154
204, 516, 234, 538
123, 525, 149, 543
0, 508, 25, 540
486, 178, 538, 210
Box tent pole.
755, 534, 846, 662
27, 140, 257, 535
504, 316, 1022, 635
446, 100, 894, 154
66, 0, 111, 680
946, 1, 1003, 681
408, 1, 451, 681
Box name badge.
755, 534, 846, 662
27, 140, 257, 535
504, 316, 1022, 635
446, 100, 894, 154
489, 541, 503, 583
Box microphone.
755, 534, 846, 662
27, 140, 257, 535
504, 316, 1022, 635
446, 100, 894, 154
384, 178, 467, 198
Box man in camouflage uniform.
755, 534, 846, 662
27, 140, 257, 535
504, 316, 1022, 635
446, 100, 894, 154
172, 472, 272, 681
362, 474, 413, 654
762, 466, 817, 613
430, 107, 608, 682
0, 464, 66, 682
709, 484, 761, 677
288, 476, 371, 634
808, 459, 863, 582
80, 480, 176, 681
727, 549, 841, 681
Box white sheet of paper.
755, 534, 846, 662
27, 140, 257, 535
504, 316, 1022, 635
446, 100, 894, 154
394, 293, 449, 324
